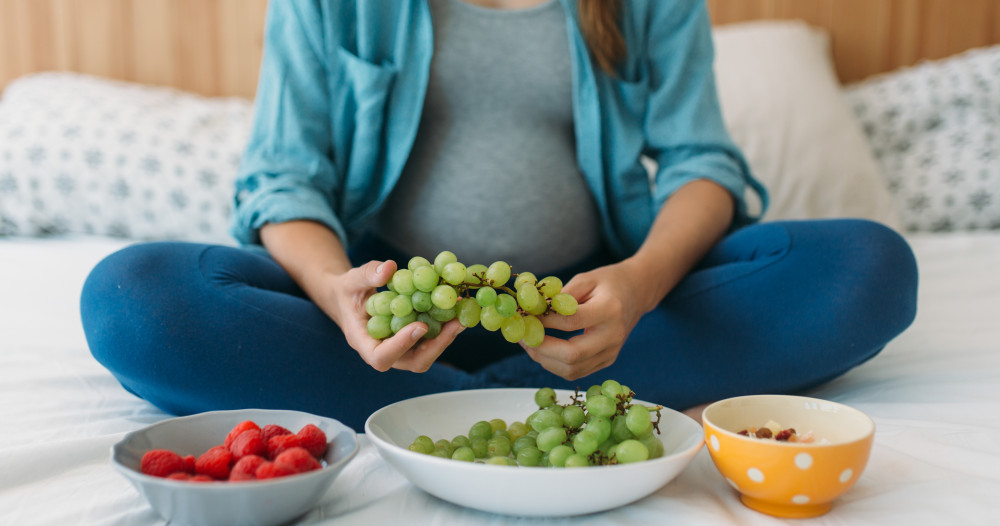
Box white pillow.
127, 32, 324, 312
0, 72, 250, 243
712, 21, 902, 229
845, 45, 1000, 232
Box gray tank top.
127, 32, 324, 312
375, 0, 601, 274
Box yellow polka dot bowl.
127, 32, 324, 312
702, 395, 874, 518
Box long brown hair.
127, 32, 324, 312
577, 0, 625, 75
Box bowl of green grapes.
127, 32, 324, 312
364, 381, 704, 517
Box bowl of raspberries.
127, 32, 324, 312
111, 409, 358, 526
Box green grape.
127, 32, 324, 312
585, 394, 617, 419
611, 414, 634, 443
429, 305, 456, 322
598, 438, 616, 456
412, 266, 439, 293
547, 444, 573, 467
527, 408, 562, 432
367, 315, 392, 339
612, 439, 649, 464
525, 296, 548, 316
451, 446, 475, 462
390, 312, 417, 334
535, 427, 567, 453
435, 439, 454, 454
508, 421, 530, 441
451, 435, 471, 449
373, 290, 397, 316
441, 262, 467, 286
391, 269, 416, 295
516, 285, 542, 311
485, 261, 511, 287
640, 433, 664, 459
586, 385, 603, 400
431, 284, 458, 309
561, 404, 586, 429
522, 315, 545, 347
408, 443, 429, 454
417, 312, 441, 339
464, 264, 487, 285
433, 250, 458, 274
538, 276, 563, 297
512, 435, 536, 455
601, 379, 623, 400
390, 294, 413, 317
470, 437, 488, 458
500, 316, 526, 343
495, 293, 517, 317
625, 404, 653, 438
550, 293, 578, 315
492, 428, 511, 442
469, 421, 493, 441
564, 453, 590, 467
407, 256, 432, 271
365, 294, 378, 316
585, 415, 612, 443
475, 286, 497, 307
411, 290, 433, 312
534, 387, 556, 408
487, 435, 511, 457
480, 306, 504, 332
385, 281, 395, 292
516, 446, 543, 467
571, 428, 600, 457
489, 418, 507, 432
413, 435, 434, 451
485, 456, 517, 466
456, 298, 481, 328
514, 272, 537, 290
430, 448, 450, 459
548, 404, 564, 416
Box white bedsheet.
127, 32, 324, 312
1, 233, 998, 525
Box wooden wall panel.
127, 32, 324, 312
0, 0, 267, 98
707, 0, 1000, 83
1, 0, 998, 96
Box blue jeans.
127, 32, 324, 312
80, 219, 918, 431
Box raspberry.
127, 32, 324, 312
229, 428, 266, 460
141, 449, 189, 478
224, 420, 261, 450
190, 474, 215, 482
166, 472, 191, 481
274, 447, 322, 474
267, 433, 301, 460
230, 454, 267, 481
195, 445, 233, 480
261, 424, 292, 444
255, 460, 296, 480
296, 424, 328, 458
183, 455, 196, 474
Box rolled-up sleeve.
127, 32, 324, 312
231, 0, 348, 246
643, 1, 767, 228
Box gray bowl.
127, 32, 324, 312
112, 409, 358, 526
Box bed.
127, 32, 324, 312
2, 1, 1000, 525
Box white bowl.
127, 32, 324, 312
112, 409, 359, 526
364, 388, 703, 517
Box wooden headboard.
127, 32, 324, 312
2, 0, 999, 98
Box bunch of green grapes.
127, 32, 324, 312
407, 380, 664, 467
365, 250, 579, 345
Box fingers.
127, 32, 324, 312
357, 322, 428, 372
392, 320, 465, 373
359, 259, 396, 289
521, 329, 619, 381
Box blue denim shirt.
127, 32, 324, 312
231, 0, 768, 258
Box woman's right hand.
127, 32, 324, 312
260, 220, 463, 373
317, 259, 465, 373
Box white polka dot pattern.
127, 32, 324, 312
747, 467, 765, 483
794, 452, 813, 470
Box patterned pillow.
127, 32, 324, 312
845, 45, 1000, 232
0, 72, 251, 242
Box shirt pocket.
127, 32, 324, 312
331, 47, 397, 194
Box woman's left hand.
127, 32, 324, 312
522, 260, 653, 380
